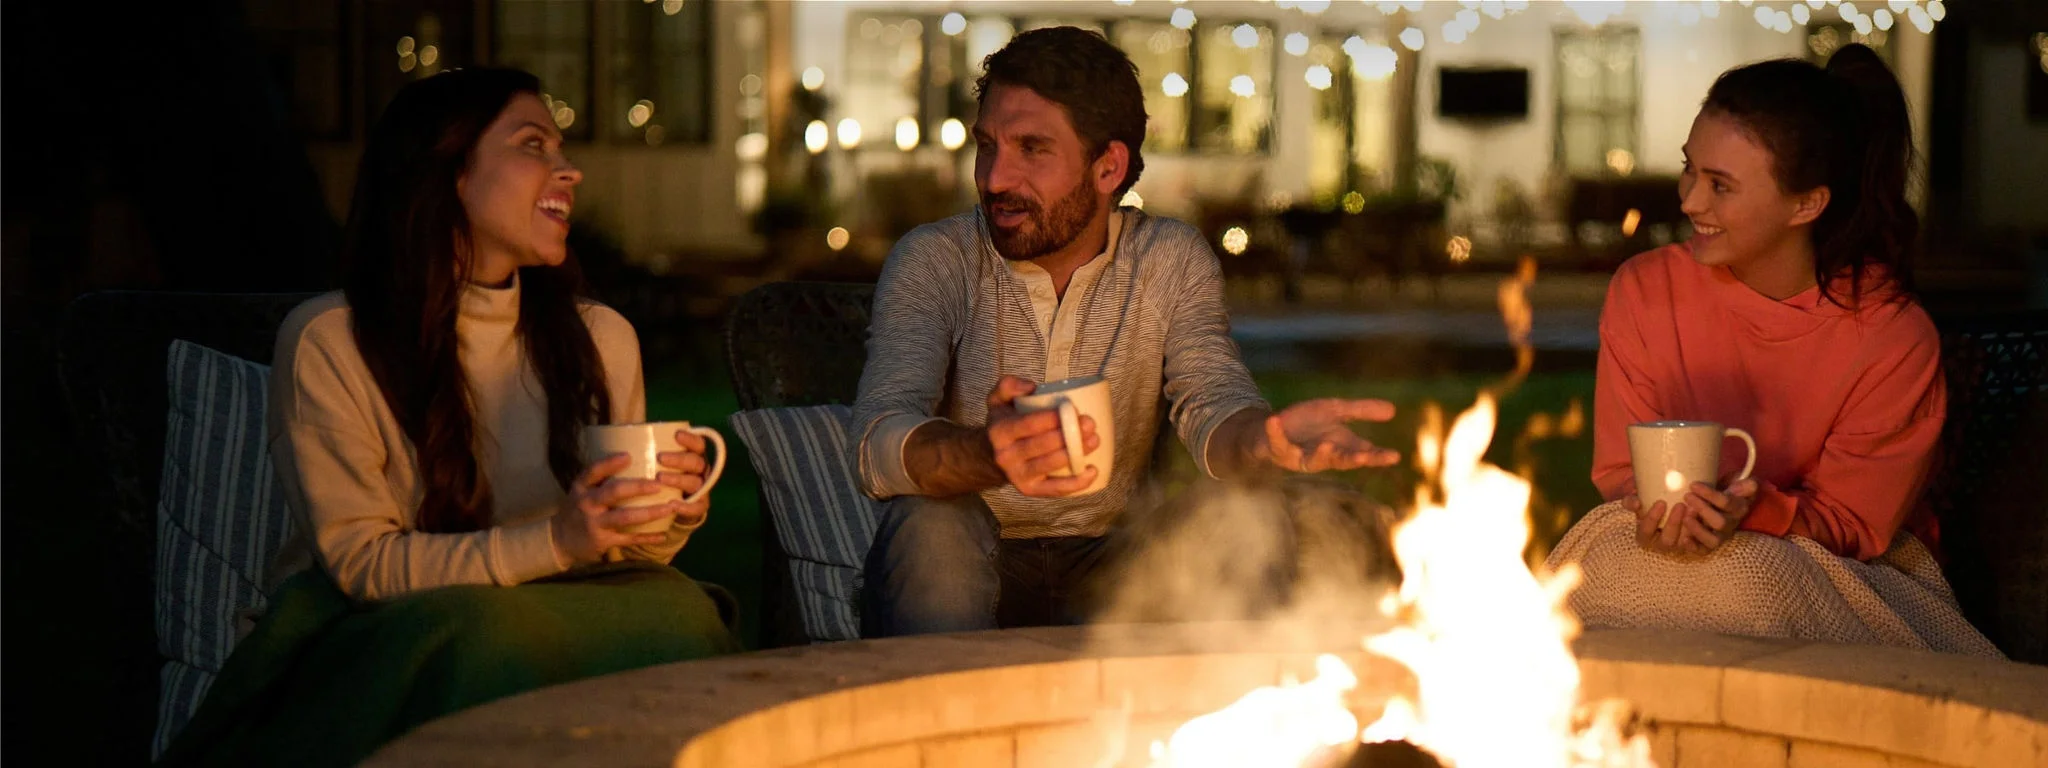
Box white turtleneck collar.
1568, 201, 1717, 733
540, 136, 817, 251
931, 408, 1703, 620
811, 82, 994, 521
460, 271, 523, 326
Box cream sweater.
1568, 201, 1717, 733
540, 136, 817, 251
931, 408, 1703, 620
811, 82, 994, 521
266, 277, 688, 601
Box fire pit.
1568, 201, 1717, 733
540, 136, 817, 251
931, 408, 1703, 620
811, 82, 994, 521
369, 623, 2047, 768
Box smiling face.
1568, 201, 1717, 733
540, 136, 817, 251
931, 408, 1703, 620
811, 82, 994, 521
972, 83, 1123, 262
1678, 109, 1827, 275
457, 93, 582, 283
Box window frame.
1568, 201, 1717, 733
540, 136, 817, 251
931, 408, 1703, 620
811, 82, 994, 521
943, 14, 1270, 157
1551, 25, 1642, 177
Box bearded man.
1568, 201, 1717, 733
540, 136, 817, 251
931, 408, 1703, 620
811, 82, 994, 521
852, 27, 1402, 637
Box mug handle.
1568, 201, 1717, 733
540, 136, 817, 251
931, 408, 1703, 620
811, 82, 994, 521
1724, 428, 1757, 486
683, 426, 727, 504
1055, 399, 1089, 480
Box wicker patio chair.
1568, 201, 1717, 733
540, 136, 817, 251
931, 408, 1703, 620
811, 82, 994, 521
57, 290, 321, 763
1928, 309, 2048, 663
725, 282, 877, 646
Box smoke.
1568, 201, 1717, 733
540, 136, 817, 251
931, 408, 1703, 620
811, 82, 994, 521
1089, 477, 1402, 631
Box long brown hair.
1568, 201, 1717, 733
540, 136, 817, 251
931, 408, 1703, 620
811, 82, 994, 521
342, 68, 612, 533
1702, 44, 1917, 307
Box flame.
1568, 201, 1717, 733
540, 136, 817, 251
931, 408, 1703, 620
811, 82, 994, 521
1145, 254, 1654, 768
1496, 255, 1538, 392
1149, 655, 1361, 768
1146, 393, 1653, 768
1359, 395, 1593, 768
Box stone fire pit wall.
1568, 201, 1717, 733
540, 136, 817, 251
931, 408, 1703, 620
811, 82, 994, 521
372, 625, 2048, 768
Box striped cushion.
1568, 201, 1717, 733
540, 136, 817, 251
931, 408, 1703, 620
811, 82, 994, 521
154, 340, 296, 756
729, 405, 879, 641
154, 661, 215, 757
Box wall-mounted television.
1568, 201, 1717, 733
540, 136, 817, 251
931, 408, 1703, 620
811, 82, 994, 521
1437, 67, 1530, 120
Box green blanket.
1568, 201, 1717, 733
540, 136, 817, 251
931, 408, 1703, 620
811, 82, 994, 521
159, 561, 740, 767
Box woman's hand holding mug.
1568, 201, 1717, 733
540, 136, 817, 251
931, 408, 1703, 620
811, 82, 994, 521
555, 422, 727, 565
551, 454, 689, 565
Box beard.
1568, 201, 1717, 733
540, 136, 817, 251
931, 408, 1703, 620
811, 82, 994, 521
982, 178, 1100, 262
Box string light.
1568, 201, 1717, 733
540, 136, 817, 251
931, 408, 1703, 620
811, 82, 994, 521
801, 67, 824, 92
1305, 65, 1334, 91
1399, 27, 1425, 51
826, 227, 850, 251
1221, 227, 1250, 256
1233, 24, 1259, 49
1284, 32, 1310, 57
836, 118, 862, 149
1354, 44, 1398, 80
735, 132, 767, 161
1162, 72, 1190, 98
894, 116, 919, 151
940, 118, 967, 151
804, 120, 827, 154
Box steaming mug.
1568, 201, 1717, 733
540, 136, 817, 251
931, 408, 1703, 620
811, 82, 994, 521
580, 421, 727, 534
1627, 420, 1757, 530
1012, 375, 1115, 497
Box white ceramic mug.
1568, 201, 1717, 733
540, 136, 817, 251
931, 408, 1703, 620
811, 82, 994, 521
1012, 375, 1115, 497
1627, 420, 1757, 530
581, 421, 727, 534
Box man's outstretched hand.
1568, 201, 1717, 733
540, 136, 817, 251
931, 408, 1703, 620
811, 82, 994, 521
1260, 398, 1402, 473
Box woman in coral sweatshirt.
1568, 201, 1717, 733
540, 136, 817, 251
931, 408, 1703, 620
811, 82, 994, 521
1545, 45, 1999, 657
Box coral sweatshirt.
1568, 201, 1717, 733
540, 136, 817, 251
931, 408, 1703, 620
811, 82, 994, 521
1592, 244, 1944, 560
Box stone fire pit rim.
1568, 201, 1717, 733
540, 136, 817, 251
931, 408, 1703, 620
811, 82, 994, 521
370, 624, 2048, 768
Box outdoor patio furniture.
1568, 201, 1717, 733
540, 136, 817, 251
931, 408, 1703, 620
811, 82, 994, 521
58, 290, 320, 762
724, 281, 878, 647
1564, 176, 1685, 269
1928, 309, 2048, 664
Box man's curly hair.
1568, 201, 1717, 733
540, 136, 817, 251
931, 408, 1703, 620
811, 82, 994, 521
975, 26, 1149, 197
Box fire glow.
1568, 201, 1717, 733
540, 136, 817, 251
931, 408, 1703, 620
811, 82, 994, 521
1145, 258, 1653, 768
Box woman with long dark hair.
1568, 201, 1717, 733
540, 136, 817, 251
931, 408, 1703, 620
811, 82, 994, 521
1546, 45, 2000, 656
160, 68, 738, 766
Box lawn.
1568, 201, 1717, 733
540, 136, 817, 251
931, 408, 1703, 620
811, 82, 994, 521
647, 359, 1599, 649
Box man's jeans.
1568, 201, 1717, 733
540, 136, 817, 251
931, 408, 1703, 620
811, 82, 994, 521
861, 493, 1119, 637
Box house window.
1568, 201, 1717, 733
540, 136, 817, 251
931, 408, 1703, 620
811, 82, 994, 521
843, 15, 927, 151
886, 15, 1268, 156
1347, 35, 1399, 193
604, 0, 712, 145
1555, 27, 1639, 176
366, 5, 472, 133
1304, 33, 1351, 200
495, 0, 593, 140
1194, 21, 1274, 154
1114, 20, 1192, 153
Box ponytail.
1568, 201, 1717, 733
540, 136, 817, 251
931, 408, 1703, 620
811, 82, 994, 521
1819, 44, 1917, 306
1702, 44, 1917, 307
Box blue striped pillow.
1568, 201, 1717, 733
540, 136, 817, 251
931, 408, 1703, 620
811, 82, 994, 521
154, 340, 296, 756
729, 405, 879, 642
